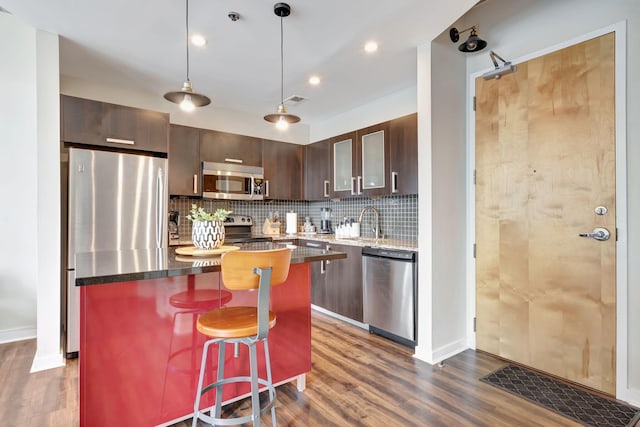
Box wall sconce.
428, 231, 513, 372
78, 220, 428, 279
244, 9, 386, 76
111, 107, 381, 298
449, 26, 487, 52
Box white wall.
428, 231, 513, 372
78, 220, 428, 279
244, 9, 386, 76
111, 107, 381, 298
309, 85, 417, 143
60, 76, 310, 144
0, 12, 63, 369
33, 28, 63, 372
0, 12, 39, 343
429, 40, 468, 359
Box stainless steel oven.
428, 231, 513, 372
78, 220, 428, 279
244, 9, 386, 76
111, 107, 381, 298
202, 161, 264, 200
223, 215, 272, 244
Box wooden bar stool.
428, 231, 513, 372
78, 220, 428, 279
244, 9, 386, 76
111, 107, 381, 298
192, 247, 291, 427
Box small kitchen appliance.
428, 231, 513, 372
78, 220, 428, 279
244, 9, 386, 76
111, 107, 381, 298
201, 161, 264, 201
168, 211, 179, 239
319, 207, 332, 233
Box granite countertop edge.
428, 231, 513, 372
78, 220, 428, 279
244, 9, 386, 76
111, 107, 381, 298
75, 243, 346, 286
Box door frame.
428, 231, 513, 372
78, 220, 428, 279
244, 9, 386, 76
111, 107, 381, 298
465, 21, 628, 399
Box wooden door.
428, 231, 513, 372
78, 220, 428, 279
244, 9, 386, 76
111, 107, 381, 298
475, 33, 616, 394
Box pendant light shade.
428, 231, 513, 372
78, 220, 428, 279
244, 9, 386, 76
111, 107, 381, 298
264, 2, 300, 128
164, 0, 210, 111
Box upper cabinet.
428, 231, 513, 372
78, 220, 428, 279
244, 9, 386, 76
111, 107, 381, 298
330, 131, 357, 198
262, 139, 304, 200
330, 123, 390, 198
61, 95, 169, 153
199, 129, 262, 167
389, 113, 418, 195
356, 121, 390, 197
304, 138, 331, 200
307, 114, 417, 200
168, 124, 200, 197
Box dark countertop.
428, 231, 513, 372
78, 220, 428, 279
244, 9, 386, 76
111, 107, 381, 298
75, 242, 346, 286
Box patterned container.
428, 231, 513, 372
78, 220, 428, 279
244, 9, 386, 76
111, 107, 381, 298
191, 220, 225, 249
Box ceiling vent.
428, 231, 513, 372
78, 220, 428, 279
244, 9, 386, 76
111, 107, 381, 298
283, 95, 308, 105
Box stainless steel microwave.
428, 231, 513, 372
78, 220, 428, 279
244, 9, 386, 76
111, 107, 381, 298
202, 161, 264, 200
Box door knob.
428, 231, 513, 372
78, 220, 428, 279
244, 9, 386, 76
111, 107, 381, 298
579, 227, 610, 241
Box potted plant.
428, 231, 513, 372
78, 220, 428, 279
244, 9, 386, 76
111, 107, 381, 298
186, 204, 232, 249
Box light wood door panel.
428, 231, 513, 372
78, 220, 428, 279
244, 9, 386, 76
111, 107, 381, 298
475, 32, 616, 394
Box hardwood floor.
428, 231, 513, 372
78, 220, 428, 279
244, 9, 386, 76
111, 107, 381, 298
0, 339, 78, 426
1, 311, 586, 426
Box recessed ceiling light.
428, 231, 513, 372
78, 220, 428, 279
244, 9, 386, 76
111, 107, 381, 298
308, 76, 321, 86
190, 34, 207, 47
364, 41, 378, 53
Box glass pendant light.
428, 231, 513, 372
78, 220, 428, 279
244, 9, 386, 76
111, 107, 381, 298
264, 3, 300, 128
164, 0, 211, 111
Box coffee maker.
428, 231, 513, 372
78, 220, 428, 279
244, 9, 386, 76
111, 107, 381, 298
168, 211, 179, 239
319, 207, 332, 234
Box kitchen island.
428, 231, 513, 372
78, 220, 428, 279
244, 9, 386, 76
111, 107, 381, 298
75, 242, 345, 427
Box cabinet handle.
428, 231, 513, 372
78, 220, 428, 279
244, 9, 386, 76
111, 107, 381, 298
224, 158, 243, 164
193, 174, 198, 194
351, 177, 356, 195
323, 180, 330, 198
320, 260, 326, 274
357, 176, 363, 195
391, 172, 398, 193
106, 137, 135, 145
306, 242, 322, 248
265, 180, 270, 198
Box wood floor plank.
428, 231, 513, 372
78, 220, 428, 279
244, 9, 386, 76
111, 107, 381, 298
0, 311, 605, 426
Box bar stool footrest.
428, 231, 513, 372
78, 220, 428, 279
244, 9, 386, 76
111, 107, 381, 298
194, 376, 276, 426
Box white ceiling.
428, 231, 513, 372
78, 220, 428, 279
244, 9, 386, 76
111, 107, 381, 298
0, 0, 479, 124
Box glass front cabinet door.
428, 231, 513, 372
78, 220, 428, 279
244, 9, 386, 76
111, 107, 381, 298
332, 135, 355, 196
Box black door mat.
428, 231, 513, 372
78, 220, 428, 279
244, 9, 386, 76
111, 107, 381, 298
480, 365, 640, 427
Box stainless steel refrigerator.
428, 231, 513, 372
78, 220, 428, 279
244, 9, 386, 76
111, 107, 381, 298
64, 147, 168, 357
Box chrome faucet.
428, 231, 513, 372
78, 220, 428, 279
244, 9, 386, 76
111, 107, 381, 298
358, 206, 381, 239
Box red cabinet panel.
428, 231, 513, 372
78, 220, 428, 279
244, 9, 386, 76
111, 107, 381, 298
80, 265, 311, 426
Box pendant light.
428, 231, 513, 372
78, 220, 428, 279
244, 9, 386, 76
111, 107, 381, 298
164, 0, 211, 111
264, 2, 300, 130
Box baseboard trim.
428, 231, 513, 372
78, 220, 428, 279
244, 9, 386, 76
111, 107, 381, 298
618, 388, 640, 408
311, 305, 368, 330
0, 326, 36, 344
414, 338, 468, 365
30, 351, 65, 373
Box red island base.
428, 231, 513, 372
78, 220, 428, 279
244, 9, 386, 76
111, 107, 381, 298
79, 263, 311, 426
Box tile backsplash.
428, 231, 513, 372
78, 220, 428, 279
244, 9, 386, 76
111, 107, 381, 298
169, 195, 418, 242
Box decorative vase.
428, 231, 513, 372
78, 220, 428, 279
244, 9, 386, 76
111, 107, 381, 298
191, 220, 225, 249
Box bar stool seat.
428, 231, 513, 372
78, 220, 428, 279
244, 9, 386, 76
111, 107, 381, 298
192, 247, 291, 427
197, 307, 276, 339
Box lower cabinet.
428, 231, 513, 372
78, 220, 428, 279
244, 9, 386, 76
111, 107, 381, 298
303, 241, 363, 322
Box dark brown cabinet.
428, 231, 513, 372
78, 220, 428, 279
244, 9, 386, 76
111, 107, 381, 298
307, 114, 417, 200
304, 139, 331, 200
61, 95, 169, 153
262, 139, 304, 200
389, 113, 418, 195
168, 124, 200, 196
199, 129, 262, 167
303, 240, 363, 322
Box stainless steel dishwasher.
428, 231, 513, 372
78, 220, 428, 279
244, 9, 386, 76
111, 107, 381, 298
362, 246, 417, 347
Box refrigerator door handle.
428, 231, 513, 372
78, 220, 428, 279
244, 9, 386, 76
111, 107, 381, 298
156, 168, 163, 248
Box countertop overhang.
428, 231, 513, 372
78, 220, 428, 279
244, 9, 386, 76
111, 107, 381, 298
75, 242, 346, 286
